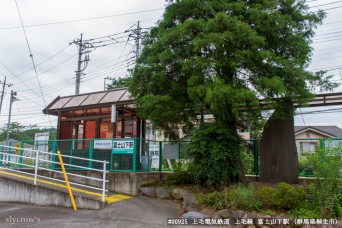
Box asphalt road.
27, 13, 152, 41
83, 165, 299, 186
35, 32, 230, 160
0, 196, 183, 228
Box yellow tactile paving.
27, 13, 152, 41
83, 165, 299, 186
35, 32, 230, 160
100, 194, 133, 204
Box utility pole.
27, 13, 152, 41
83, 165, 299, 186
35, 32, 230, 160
104, 76, 115, 90
0, 76, 13, 115
136, 21, 141, 61
4, 90, 18, 165
71, 34, 89, 95
128, 21, 144, 140
127, 21, 144, 62
76, 34, 83, 95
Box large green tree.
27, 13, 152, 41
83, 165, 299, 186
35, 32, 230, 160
130, 0, 264, 139
129, 0, 336, 184
243, 0, 336, 183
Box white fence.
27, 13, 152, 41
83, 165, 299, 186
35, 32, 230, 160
0, 145, 109, 202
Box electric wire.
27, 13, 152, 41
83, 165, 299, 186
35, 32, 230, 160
14, 0, 53, 129
0, 62, 43, 100
110, 45, 137, 78
310, 1, 342, 8
106, 39, 130, 78
21, 53, 78, 84
313, 5, 342, 12
0, 8, 165, 30
314, 34, 342, 41
84, 31, 129, 42
7, 44, 72, 81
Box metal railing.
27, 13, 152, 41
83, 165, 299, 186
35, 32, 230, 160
3, 138, 341, 179
0, 145, 109, 202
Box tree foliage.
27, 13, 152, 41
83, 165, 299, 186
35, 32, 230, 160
0, 122, 56, 141
129, 0, 337, 184
107, 76, 131, 90
129, 0, 335, 139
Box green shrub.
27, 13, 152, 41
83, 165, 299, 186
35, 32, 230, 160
276, 182, 307, 210
288, 208, 320, 218
196, 191, 227, 210
226, 183, 261, 211
165, 164, 194, 186
307, 146, 342, 218
256, 183, 307, 210
241, 150, 254, 174
336, 205, 342, 218
298, 157, 314, 176
257, 186, 280, 208
196, 184, 261, 211
186, 122, 243, 187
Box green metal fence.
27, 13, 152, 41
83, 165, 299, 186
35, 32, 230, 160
1, 138, 340, 177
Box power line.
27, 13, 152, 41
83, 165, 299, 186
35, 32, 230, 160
0, 62, 43, 100
310, 1, 342, 8
86, 56, 135, 77
14, 0, 53, 129
84, 31, 129, 42
82, 62, 135, 84
0, 8, 165, 30
83, 17, 160, 36
314, 33, 342, 41
20, 53, 78, 84
106, 39, 131, 78
314, 37, 342, 43
86, 51, 134, 73
313, 5, 342, 11
315, 30, 342, 37
295, 107, 342, 115
8, 44, 72, 81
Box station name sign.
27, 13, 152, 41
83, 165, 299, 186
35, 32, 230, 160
112, 140, 134, 154
94, 140, 113, 149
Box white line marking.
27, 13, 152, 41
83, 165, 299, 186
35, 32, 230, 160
0, 207, 21, 213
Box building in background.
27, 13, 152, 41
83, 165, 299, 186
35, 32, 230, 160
295, 125, 342, 155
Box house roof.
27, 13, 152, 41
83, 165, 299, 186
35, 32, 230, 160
43, 87, 134, 115
294, 126, 342, 138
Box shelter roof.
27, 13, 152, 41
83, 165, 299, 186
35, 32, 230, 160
43, 88, 134, 115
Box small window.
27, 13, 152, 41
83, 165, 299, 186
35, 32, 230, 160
86, 108, 100, 116
300, 142, 317, 154
101, 107, 111, 115
73, 110, 85, 117
61, 111, 73, 120
100, 118, 113, 138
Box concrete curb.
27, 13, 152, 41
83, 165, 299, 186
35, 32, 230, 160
0, 176, 106, 210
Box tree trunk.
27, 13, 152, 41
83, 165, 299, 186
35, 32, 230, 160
259, 101, 298, 184
227, 121, 245, 183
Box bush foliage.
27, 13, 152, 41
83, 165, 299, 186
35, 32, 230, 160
256, 182, 307, 210
196, 184, 261, 211
306, 146, 342, 218
196, 191, 227, 210
186, 122, 243, 187
226, 184, 261, 211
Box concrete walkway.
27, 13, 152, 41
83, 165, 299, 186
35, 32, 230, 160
0, 197, 185, 228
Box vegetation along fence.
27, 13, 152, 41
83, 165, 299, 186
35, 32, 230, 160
0, 138, 340, 177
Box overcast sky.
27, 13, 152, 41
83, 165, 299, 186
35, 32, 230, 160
0, 0, 341, 130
